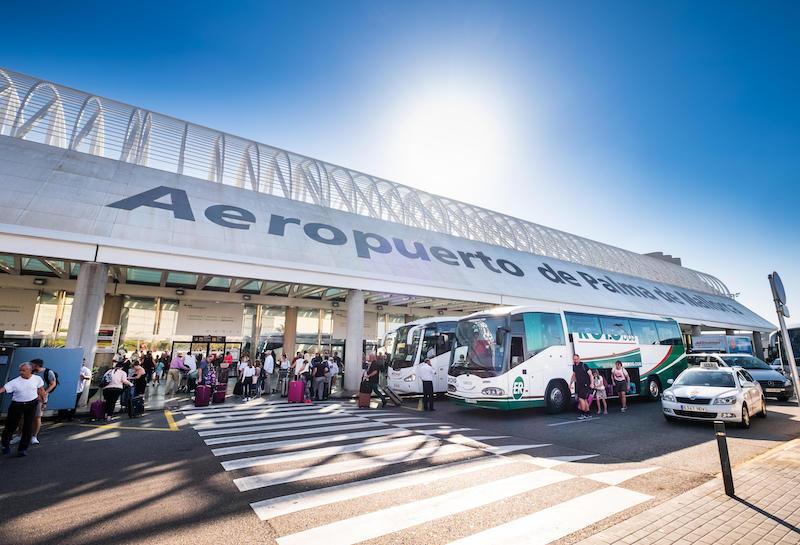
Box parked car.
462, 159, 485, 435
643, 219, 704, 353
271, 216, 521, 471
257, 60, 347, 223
680, 353, 793, 402
662, 362, 766, 428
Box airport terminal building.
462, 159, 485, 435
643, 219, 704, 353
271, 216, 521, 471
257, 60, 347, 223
0, 67, 774, 392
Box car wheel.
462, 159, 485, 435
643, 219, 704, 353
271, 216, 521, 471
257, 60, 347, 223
739, 403, 751, 429
777, 395, 789, 402
757, 397, 767, 418
545, 382, 568, 414
646, 377, 661, 401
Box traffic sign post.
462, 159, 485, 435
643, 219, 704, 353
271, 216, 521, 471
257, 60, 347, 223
769, 272, 800, 408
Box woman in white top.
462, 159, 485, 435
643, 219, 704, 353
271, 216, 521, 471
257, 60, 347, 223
0, 362, 46, 456
241, 361, 257, 402
612, 361, 631, 412
102, 362, 133, 421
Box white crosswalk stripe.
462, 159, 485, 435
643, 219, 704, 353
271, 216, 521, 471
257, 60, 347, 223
181, 399, 655, 544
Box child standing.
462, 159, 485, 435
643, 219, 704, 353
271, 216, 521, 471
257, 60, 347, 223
592, 369, 608, 415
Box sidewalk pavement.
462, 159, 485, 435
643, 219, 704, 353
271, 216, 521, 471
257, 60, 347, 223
577, 437, 800, 545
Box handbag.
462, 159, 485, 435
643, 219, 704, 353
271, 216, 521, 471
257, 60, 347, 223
359, 380, 373, 394
233, 381, 243, 396
587, 392, 595, 405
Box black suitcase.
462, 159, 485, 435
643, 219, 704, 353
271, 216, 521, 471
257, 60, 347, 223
128, 395, 145, 418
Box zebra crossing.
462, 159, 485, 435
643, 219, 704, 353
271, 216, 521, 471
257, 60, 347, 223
180, 399, 656, 545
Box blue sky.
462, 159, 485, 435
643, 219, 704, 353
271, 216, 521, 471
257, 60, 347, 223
2, 0, 798, 322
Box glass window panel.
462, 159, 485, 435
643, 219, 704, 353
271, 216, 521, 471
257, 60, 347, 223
261, 307, 286, 335
0, 255, 14, 269
523, 312, 566, 358
565, 312, 602, 336
630, 319, 659, 345
22, 258, 52, 273
205, 277, 231, 289
166, 272, 198, 286
126, 268, 163, 284
239, 280, 261, 293
656, 321, 682, 346
297, 309, 320, 335
599, 316, 632, 336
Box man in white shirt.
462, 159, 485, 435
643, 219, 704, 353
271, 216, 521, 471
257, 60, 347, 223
327, 358, 339, 399
263, 352, 275, 395
418, 358, 436, 411
1, 362, 46, 456
66, 360, 92, 421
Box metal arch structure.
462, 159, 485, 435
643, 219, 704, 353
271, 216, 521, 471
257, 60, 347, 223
0, 67, 731, 297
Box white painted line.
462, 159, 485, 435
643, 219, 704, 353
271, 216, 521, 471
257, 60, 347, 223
196, 416, 364, 437
223, 434, 435, 471
185, 405, 377, 419
412, 428, 474, 436
517, 454, 599, 469
486, 444, 551, 455
192, 412, 358, 430
234, 443, 476, 491
276, 468, 573, 545
212, 428, 407, 457
446, 486, 652, 545
180, 399, 346, 412
367, 416, 429, 423
204, 421, 388, 446
547, 418, 601, 427
584, 467, 657, 485
251, 456, 513, 520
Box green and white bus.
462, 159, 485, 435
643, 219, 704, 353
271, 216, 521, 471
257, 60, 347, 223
446, 305, 687, 412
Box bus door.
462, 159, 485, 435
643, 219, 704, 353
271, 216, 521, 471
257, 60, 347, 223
420, 326, 454, 392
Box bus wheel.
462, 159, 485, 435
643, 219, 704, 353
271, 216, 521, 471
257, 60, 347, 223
545, 381, 568, 414
647, 377, 662, 401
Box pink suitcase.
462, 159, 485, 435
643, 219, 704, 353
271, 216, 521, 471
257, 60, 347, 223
288, 380, 304, 403
90, 399, 105, 419
212, 384, 226, 404
195, 385, 211, 407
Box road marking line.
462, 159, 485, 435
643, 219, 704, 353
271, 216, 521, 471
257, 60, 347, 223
276, 469, 573, 545
196, 416, 365, 437
516, 454, 599, 468
547, 418, 602, 427
584, 467, 657, 485
251, 456, 513, 520
445, 486, 652, 545
204, 421, 388, 446
223, 434, 435, 471
179, 399, 346, 412
63, 423, 175, 432
192, 412, 357, 429
234, 443, 476, 491
164, 410, 179, 431
185, 405, 382, 419
486, 444, 551, 455
212, 428, 407, 456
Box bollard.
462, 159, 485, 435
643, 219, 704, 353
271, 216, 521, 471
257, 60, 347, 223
714, 420, 735, 496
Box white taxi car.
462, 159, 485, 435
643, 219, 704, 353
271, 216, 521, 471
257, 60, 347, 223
662, 362, 766, 428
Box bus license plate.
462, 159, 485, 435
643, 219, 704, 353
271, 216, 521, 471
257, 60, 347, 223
681, 405, 704, 412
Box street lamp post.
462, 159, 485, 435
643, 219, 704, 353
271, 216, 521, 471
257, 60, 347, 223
768, 272, 800, 408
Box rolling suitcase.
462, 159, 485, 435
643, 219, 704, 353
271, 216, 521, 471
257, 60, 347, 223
212, 384, 226, 404
90, 399, 106, 420
195, 385, 211, 407
288, 380, 304, 403
128, 395, 145, 418
358, 392, 371, 408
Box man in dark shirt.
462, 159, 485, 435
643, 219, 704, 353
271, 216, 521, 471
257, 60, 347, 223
311, 356, 329, 401
364, 355, 388, 408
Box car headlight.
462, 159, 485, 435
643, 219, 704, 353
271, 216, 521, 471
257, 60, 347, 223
713, 396, 738, 405
481, 387, 505, 396
404, 374, 416, 382
662, 391, 676, 402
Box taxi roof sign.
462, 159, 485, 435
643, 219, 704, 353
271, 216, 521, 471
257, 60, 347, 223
700, 361, 720, 369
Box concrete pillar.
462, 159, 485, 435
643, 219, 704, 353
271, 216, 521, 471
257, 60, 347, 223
283, 306, 298, 357
752, 332, 764, 359
691, 325, 702, 336
344, 290, 365, 393
249, 304, 262, 358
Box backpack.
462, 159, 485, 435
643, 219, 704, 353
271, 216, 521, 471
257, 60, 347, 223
100, 369, 114, 388
42, 367, 59, 392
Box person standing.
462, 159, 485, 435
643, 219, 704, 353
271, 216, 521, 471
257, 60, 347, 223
612, 361, 631, 413
101, 362, 132, 421
166, 353, 186, 396
263, 351, 275, 396
131, 359, 147, 397
592, 369, 608, 415
153, 356, 165, 386
1, 363, 46, 456
142, 351, 155, 385
29, 358, 56, 445
364, 355, 387, 407
184, 352, 198, 393
419, 358, 435, 411
569, 354, 593, 420
66, 360, 92, 420
326, 356, 339, 399
312, 356, 329, 401
241, 360, 257, 402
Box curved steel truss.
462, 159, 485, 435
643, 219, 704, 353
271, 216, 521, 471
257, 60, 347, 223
0, 67, 730, 296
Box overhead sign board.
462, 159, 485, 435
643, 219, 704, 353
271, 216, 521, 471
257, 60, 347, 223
0, 139, 776, 332
176, 301, 243, 337
0, 289, 38, 331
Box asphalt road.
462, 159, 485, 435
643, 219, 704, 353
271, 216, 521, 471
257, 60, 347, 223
1, 394, 798, 545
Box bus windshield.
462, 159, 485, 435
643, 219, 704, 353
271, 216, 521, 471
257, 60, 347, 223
391, 326, 421, 370
451, 317, 507, 377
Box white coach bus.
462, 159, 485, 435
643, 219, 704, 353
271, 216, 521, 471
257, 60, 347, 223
384, 317, 461, 394
447, 305, 687, 412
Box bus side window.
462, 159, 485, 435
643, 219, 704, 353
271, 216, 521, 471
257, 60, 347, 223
524, 312, 566, 359
630, 319, 659, 345
565, 312, 602, 336
510, 336, 524, 368
656, 321, 682, 346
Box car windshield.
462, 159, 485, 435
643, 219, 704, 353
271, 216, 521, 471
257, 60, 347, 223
675, 369, 736, 388
720, 355, 771, 370
450, 317, 507, 377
